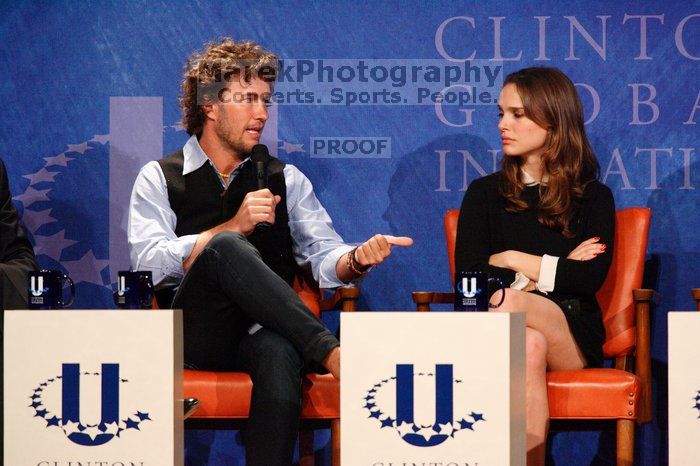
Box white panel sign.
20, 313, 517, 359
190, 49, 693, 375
341, 312, 525, 466
4, 309, 183, 466
669, 312, 700, 465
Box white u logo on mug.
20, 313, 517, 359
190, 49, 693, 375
30, 276, 44, 297
117, 276, 127, 296
462, 277, 479, 298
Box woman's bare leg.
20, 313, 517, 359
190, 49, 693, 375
523, 327, 549, 466
489, 289, 586, 466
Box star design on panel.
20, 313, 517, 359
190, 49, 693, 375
28, 370, 152, 442
168, 121, 185, 132
32, 230, 78, 262
23, 168, 60, 185
44, 153, 75, 167
362, 371, 485, 444
65, 142, 93, 154
280, 141, 304, 154
16, 132, 114, 289
62, 250, 110, 286
21, 208, 57, 235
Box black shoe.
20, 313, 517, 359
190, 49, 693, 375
184, 397, 200, 419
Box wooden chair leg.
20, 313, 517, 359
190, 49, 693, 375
331, 418, 340, 466
299, 428, 314, 466
616, 419, 635, 466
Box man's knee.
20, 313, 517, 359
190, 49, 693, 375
247, 331, 304, 383
207, 231, 247, 252
205, 231, 262, 263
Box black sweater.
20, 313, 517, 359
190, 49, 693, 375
455, 172, 615, 365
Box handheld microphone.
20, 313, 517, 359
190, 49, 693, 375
251, 144, 272, 231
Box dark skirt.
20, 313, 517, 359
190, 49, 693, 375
530, 291, 605, 368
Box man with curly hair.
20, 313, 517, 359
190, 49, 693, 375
127, 38, 411, 465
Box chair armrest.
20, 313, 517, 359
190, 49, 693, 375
411, 291, 453, 312
320, 286, 360, 312
692, 288, 700, 312
633, 288, 654, 424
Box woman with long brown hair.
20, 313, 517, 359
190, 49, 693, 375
456, 67, 615, 465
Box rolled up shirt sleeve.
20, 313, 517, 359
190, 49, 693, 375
127, 161, 198, 288
284, 165, 353, 289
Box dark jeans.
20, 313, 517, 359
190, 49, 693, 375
172, 231, 339, 466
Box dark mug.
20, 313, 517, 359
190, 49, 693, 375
27, 270, 75, 310
113, 270, 154, 309
454, 271, 506, 311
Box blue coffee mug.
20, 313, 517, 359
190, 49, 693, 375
113, 270, 154, 309
27, 270, 75, 310
454, 271, 506, 311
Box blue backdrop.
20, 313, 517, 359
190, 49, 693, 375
2, 1, 698, 464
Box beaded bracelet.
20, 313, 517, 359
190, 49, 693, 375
346, 247, 370, 275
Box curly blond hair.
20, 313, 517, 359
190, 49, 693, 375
179, 37, 278, 135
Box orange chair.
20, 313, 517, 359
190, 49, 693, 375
165, 276, 358, 466
693, 289, 700, 311
412, 208, 653, 466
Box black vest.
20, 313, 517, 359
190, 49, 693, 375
157, 150, 297, 303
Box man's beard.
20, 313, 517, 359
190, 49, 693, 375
215, 110, 252, 156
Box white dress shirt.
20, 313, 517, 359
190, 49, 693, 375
127, 135, 354, 290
